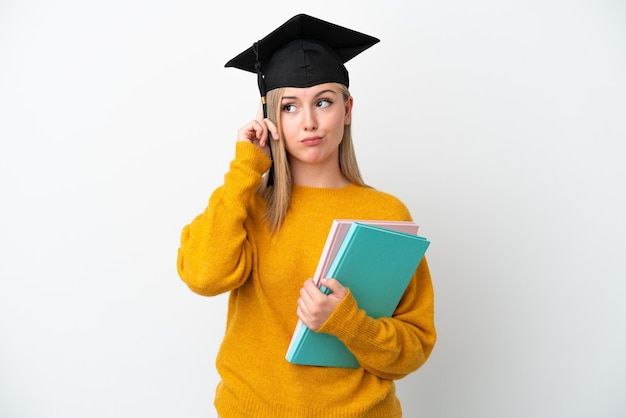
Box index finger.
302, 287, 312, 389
255, 100, 265, 121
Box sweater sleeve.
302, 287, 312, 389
177, 142, 271, 296
318, 257, 436, 379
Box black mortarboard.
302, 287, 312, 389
224, 14, 379, 185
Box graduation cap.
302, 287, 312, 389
225, 13, 380, 186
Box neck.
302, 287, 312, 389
290, 160, 349, 188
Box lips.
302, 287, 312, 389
301, 136, 323, 146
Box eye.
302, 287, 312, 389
282, 103, 297, 113
317, 98, 332, 108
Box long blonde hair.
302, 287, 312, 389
257, 83, 368, 232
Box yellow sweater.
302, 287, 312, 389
177, 142, 436, 417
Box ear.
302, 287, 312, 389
344, 95, 354, 125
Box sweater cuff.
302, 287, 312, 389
318, 290, 370, 344
234, 141, 272, 175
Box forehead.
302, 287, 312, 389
281, 83, 341, 99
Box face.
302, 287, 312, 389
279, 83, 353, 169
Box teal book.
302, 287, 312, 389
285, 222, 430, 368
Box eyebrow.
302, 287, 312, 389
281, 89, 338, 101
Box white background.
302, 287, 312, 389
1, 1, 625, 417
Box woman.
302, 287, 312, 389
177, 14, 436, 417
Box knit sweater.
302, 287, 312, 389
177, 142, 436, 417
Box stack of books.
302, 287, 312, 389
285, 220, 430, 368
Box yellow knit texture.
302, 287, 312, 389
177, 142, 436, 417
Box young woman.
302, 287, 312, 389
177, 14, 436, 417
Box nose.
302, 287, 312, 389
302, 107, 317, 131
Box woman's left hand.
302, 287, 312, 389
296, 278, 347, 331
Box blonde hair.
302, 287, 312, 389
258, 83, 368, 232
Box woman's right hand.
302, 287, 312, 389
236, 102, 279, 158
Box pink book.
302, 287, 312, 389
285, 219, 419, 357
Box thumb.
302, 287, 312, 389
320, 278, 347, 299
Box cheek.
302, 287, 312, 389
329, 114, 347, 135
280, 126, 299, 153
279, 125, 297, 147
279, 117, 297, 137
